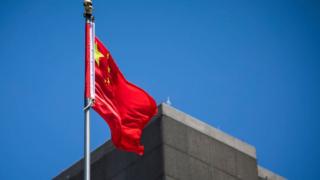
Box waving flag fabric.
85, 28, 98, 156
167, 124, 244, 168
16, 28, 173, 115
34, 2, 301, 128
92, 37, 157, 155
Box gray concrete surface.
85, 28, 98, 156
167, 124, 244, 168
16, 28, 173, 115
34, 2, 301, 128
258, 166, 286, 180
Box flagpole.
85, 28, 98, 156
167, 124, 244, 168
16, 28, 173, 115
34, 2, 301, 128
84, 100, 91, 180
83, 1, 94, 180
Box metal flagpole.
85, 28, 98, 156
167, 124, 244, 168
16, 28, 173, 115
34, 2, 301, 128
83, 0, 94, 180
84, 101, 91, 180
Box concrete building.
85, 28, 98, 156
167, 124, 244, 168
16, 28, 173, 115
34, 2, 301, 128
54, 103, 285, 180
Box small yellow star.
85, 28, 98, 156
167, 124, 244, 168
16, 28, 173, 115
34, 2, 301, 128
107, 66, 111, 73
104, 78, 110, 85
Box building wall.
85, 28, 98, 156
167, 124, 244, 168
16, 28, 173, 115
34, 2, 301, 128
161, 115, 258, 180
54, 104, 285, 180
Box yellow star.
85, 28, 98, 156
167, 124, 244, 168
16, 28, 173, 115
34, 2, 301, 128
107, 66, 111, 73
105, 78, 110, 85
95, 43, 104, 66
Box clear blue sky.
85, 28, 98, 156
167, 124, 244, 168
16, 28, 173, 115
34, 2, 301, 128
0, 0, 319, 179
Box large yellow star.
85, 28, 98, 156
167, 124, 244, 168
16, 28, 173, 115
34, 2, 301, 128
95, 43, 104, 66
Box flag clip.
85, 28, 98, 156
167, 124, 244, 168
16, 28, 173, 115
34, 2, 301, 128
83, 98, 94, 111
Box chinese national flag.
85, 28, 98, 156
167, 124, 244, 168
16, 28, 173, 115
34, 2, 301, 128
92, 37, 157, 155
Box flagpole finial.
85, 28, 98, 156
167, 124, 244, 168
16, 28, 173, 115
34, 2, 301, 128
84, 0, 93, 19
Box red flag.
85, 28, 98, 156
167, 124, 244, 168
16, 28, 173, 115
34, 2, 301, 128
92, 37, 157, 155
